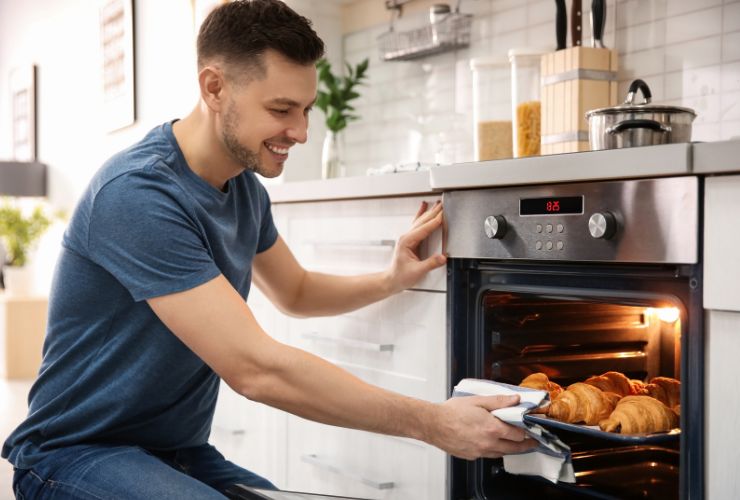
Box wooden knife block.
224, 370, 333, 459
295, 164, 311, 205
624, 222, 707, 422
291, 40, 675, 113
540, 47, 618, 155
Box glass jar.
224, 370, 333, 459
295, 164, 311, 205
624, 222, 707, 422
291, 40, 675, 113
470, 56, 512, 161
509, 48, 545, 158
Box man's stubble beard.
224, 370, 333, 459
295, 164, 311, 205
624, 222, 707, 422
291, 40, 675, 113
222, 100, 281, 178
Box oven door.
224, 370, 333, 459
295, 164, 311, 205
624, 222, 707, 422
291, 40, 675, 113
447, 260, 703, 500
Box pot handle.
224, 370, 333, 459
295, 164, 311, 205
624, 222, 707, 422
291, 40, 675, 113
624, 79, 652, 105
607, 118, 672, 135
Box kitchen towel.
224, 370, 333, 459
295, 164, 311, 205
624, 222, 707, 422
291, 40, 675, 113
452, 378, 576, 484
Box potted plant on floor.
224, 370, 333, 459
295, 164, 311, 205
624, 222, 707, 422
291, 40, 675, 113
316, 57, 369, 179
0, 200, 57, 296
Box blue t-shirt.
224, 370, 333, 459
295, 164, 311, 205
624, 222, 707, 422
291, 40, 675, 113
2, 121, 278, 469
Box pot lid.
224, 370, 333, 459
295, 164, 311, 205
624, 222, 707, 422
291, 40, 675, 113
586, 102, 696, 118
586, 78, 696, 118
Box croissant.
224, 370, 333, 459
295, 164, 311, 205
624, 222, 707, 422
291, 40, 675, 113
599, 395, 679, 434
650, 377, 681, 410
547, 382, 618, 425
584, 371, 632, 397
629, 379, 650, 396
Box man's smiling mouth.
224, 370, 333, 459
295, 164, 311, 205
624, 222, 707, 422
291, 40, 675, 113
265, 142, 290, 155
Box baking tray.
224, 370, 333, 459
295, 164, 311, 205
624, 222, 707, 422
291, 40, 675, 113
524, 413, 680, 444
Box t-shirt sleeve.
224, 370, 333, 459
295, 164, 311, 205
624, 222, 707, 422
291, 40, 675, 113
256, 181, 278, 253
87, 171, 221, 302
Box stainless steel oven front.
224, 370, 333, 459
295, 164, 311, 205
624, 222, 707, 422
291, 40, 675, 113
444, 176, 703, 500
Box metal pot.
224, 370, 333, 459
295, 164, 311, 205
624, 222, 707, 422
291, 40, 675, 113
586, 79, 696, 150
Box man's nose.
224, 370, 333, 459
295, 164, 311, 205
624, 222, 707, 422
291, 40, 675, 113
286, 114, 308, 144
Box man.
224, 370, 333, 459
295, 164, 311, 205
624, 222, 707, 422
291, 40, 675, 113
3, 1, 534, 498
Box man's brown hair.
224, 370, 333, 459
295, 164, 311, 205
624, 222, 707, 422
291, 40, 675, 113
197, 0, 325, 77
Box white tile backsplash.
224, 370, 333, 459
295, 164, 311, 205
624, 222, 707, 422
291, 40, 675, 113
720, 120, 740, 140
340, 0, 731, 172
665, 36, 723, 72
666, 0, 723, 16
616, 0, 667, 29
724, 2, 740, 32
664, 66, 721, 100
616, 20, 666, 53
665, 7, 722, 44
723, 31, 740, 62
720, 90, 740, 120
721, 61, 740, 91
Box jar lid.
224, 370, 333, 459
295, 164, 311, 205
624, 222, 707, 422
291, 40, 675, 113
507, 47, 548, 62
470, 55, 509, 71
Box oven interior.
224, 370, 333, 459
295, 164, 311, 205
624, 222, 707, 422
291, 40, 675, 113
478, 292, 681, 499
449, 261, 703, 500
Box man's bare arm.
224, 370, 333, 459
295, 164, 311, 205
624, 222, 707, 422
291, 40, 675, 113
147, 276, 535, 460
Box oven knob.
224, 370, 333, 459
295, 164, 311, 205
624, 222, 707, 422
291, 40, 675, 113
588, 211, 617, 239
484, 215, 507, 239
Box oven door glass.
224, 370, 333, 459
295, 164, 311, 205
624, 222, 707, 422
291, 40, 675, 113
448, 262, 703, 500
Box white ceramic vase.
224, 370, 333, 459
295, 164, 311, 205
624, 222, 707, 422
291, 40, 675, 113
321, 130, 344, 179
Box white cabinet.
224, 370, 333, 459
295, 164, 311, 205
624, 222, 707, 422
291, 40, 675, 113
705, 310, 740, 500
280, 195, 445, 293
704, 175, 740, 311
211, 193, 449, 496
284, 291, 447, 499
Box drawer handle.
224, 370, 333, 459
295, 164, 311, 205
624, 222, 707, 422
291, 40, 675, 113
301, 332, 394, 352
306, 239, 396, 249
300, 453, 395, 490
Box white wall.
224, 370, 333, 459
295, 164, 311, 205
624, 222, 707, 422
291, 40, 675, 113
0, 0, 342, 292
341, 0, 740, 176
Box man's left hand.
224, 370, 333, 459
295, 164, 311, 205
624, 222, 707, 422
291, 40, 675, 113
384, 201, 446, 294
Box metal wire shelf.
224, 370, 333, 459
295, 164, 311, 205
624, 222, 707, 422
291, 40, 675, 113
377, 12, 473, 62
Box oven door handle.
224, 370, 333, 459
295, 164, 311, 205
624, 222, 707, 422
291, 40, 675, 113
300, 453, 395, 490
301, 332, 395, 352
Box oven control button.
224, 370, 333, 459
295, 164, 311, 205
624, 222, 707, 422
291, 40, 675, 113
484, 215, 507, 239
588, 212, 617, 239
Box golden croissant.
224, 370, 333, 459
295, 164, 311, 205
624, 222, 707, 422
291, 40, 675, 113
650, 376, 681, 410
599, 395, 679, 434
547, 382, 618, 425
584, 371, 633, 397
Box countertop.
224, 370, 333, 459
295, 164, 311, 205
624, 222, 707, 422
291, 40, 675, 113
267, 140, 740, 203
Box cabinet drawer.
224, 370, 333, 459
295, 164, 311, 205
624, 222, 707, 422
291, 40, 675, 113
277, 196, 445, 292
285, 417, 446, 500
289, 291, 447, 402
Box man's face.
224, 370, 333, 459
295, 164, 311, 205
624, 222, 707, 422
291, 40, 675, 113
220, 50, 317, 178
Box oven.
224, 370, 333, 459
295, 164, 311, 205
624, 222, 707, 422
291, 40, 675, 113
444, 176, 703, 500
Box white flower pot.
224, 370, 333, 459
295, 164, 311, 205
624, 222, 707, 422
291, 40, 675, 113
3, 266, 34, 297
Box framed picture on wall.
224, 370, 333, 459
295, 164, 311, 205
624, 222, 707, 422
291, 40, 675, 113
100, 0, 135, 132
10, 65, 37, 161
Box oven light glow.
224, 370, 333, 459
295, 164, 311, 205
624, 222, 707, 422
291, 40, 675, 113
656, 307, 681, 323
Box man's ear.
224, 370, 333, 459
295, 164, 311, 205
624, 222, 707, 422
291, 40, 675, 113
199, 66, 225, 112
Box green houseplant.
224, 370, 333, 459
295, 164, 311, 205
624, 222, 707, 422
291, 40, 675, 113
315, 57, 369, 178
0, 201, 58, 295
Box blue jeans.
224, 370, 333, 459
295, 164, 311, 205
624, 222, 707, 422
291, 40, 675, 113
12, 442, 276, 499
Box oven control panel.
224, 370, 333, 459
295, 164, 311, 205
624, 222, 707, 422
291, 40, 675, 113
444, 176, 699, 263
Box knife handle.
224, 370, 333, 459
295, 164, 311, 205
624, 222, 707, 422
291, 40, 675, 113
555, 0, 567, 50
571, 0, 582, 47
591, 0, 605, 48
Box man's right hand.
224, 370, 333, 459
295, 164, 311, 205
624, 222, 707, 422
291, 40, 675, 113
425, 394, 538, 460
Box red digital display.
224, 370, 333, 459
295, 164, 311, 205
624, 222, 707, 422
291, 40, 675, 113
520, 196, 583, 215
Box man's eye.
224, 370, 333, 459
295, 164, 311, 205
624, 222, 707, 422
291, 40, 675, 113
271, 108, 290, 115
